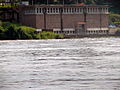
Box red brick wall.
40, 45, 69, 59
36, 14, 44, 29
35, 14, 109, 29
35, 14, 85, 29
87, 14, 109, 28
62, 14, 84, 28
20, 14, 36, 28
19, 7, 109, 30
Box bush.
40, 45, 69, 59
0, 26, 5, 33
115, 28, 120, 36
0, 26, 6, 39
0, 22, 36, 40
0, 22, 64, 40
1, 22, 20, 29
17, 26, 36, 39
110, 14, 120, 24
4, 24, 19, 39
38, 32, 64, 39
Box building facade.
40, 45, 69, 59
18, 4, 109, 35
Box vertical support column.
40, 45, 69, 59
17, 13, 19, 23
12, 9, 14, 22
60, 7, 63, 33
43, 7, 47, 30
99, 7, 102, 32
83, 6, 87, 34
83, 7, 87, 22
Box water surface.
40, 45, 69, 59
0, 38, 120, 90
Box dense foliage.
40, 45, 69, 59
115, 28, 120, 36
36, 32, 64, 39
110, 14, 120, 24
0, 22, 64, 40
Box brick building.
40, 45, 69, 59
18, 4, 109, 35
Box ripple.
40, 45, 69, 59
0, 38, 120, 90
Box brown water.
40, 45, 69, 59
0, 38, 120, 90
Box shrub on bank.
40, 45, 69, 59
37, 32, 64, 39
17, 26, 36, 39
0, 22, 64, 40
1, 22, 20, 29
0, 26, 5, 39
110, 14, 120, 24
115, 28, 120, 36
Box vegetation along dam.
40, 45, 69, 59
0, 38, 120, 90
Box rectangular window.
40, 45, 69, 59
56, 8, 58, 13
79, 8, 81, 12
69, 8, 72, 13
77, 8, 79, 13
37, 8, 39, 13
47, 8, 49, 13
64, 8, 66, 13
72, 8, 74, 13
51, 8, 52, 13
53, 8, 55, 13
66, 8, 68, 13
87, 8, 89, 12
39, 8, 42, 13
74, 8, 76, 13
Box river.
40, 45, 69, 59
0, 38, 120, 90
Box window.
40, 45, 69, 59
87, 8, 89, 13
47, 8, 49, 13
50, 8, 52, 13
53, 8, 55, 13
95, 8, 97, 12
56, 8, 58, 13
37, 8, 39, 13
93, 8, 95, 12
74, 8, 77, 13
64, 8, 66, 13
71, 8, 73, 13
66, 8, 69, 13
79, 8, 81, 13
39, 8, 42, 13
106, 8, 108, 12
77, 8, 79, 13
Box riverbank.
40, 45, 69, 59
1, 21, 120, 40
64, 35, 120, 39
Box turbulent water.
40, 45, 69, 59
0, 38, 120, 90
